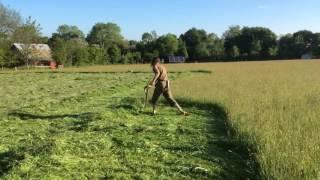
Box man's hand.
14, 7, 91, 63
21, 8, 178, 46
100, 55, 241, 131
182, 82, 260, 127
144, 85, 152, 91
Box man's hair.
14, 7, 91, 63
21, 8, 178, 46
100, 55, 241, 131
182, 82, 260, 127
151, 57, 161, 66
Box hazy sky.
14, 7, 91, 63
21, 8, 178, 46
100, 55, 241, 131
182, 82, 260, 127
1, 0, 319, 40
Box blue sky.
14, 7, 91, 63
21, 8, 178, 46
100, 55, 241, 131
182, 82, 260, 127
1, 0, 319, 40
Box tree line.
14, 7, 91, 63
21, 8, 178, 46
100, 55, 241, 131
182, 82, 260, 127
0, 3, 320, 68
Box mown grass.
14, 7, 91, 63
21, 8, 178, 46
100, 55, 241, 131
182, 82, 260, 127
0, 71, 255, 179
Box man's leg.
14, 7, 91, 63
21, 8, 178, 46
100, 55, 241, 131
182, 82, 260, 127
151, 85, 162, 115
163, 89, 188, 115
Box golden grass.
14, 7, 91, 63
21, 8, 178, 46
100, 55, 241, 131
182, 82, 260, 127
171, 60, 320, 179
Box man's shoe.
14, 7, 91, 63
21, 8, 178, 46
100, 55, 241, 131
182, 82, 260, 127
152, 110, 157, 116
182, 111, 190, 116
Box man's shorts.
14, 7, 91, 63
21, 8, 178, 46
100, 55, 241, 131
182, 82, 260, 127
151, 80, 177, 106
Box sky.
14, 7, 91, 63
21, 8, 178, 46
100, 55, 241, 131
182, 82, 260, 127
1, 0, 320, 40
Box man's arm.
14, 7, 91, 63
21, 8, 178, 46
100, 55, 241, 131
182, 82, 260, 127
145, 66, 160, 88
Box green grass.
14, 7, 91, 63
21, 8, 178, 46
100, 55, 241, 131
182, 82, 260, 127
0, 71, 256, 179
2, 60, 319, 179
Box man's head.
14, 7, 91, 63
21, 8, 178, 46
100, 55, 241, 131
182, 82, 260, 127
151, 57, 161, 66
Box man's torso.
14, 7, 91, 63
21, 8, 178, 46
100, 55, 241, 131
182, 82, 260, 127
154, 64, 168, 81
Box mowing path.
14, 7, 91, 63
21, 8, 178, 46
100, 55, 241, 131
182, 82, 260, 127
0, 72, 258, 179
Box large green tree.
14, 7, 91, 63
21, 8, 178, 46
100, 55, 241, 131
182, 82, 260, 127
182, 28, 209, 59
313, 33, 320, 56
278, 30, 320, 58
239, 27, 277, 57
53, 24, 85, 40
11, 17, 42, 44
0, 3, 20, 67
176, 39, 189, 58
0, 3, 22, 35
155, 34, 178, 57
51, 37, 88, 66
142, 31, 157, 44
136, 31, 159, 61
292, 30, 314, 57
50, 24, 89, 66
87, 22, 124, 48
207, 33, 224, 57
223, 27, 238, 57
182, 28, 224, 59
51, 37, 68, 65
142, 32, 153, 43
223, 25, 242, 57
278, 34, 295, 58
223, 26, 277, 58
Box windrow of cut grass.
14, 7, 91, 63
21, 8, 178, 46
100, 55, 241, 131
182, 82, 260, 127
170, 60, 320, 179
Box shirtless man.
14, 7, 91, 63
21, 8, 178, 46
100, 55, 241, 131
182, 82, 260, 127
145, 57, 188, 116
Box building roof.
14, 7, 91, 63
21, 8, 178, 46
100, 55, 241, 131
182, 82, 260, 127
168, 55, 185, 63
12, 43, 53, 61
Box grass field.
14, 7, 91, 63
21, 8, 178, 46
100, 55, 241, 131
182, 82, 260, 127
0, 60, 319, 179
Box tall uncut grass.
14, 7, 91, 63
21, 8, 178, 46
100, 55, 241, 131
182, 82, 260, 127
171, 60, 320, 179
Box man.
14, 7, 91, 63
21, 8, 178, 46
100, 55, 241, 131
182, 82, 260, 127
145, 57, 188, 116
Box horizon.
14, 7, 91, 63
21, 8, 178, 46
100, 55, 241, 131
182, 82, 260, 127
1, 0, 320, 40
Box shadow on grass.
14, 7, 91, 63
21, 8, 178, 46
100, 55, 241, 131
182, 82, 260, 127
108, 97, 143, 115
189, 70, 212, 74
8, 111, 96, 121
0, 134, 58, 178
1, 112, 96, 177
179, 99, 261, 179
0, 151, 24, 177
8, 111, 100, 132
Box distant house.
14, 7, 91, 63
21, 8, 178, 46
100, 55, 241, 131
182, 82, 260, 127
11, 43, 56, 68
301, 53, 313, 60
165, 56, 186, 63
